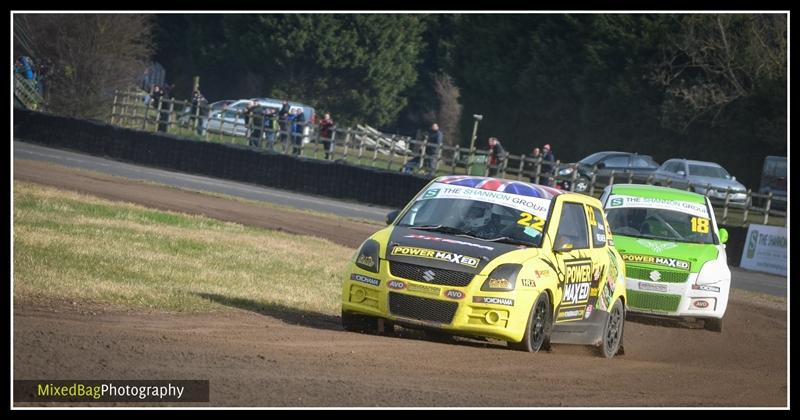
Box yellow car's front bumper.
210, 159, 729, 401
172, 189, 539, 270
342, 262, 542, 343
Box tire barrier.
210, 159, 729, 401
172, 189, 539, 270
14, 109, 430, 209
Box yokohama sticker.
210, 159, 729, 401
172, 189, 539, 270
473, 296, 514, 306
692, 284, 721, 293
350, 273, 380, 286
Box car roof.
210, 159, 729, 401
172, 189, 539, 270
433, 175, 566, 200
665, 158, 723, 167
609, 184, 707, 204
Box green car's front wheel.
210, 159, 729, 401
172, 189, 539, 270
510, 293, 552, 352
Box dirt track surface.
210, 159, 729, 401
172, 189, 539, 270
13, 160, 787, 407
14, 160, 380, 248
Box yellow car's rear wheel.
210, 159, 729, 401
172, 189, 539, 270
509, 293, 552, 352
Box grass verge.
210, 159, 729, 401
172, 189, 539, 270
13, 181, 355, 315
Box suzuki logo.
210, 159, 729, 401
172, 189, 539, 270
422, 270, 436, 282
649, 270, 662, 282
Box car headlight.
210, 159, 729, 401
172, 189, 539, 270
481, 264, 521, 291
558, 167, 574, 176
695, 257, 729, 286
355, 239, 380, 273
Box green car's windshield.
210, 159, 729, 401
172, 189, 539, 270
606, 207, 715, 244
396, 198, 546, 247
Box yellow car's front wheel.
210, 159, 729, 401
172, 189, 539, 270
509, 293, 552, 353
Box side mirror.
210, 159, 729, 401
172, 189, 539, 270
386, 210, 401, 225
677, 170, 686, 177
596, 162, 606, 170
718, 228, 728, 244
554, 241, 574, 253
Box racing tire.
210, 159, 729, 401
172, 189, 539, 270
341, 311, 378, 334
704, 317, 723, 333
598, 299, 625, 358
509, 293, 552, 353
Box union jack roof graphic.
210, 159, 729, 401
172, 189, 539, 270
435, 176, 565, 200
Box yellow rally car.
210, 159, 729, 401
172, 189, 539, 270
342, 176, 627, 357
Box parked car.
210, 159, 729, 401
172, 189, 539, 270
600, 184, 730, 332
209, 99, 237, 111
757, 156, 787, 210
652, 159, 747, 204
206, 98, 315, 139
557, 151, 660, 192
342, 175, 627, 357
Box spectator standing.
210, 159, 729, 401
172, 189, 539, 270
264, 108, 279, 151
425, 123, 443, 174
541, 143, 556, 186
244, 101, 265, 147
278, 100, 291, 149
190, 89, 208, 135
487, 137, 507, 177
151, 85, 170, 133
291, 108, 306, 155
319, 113, 335, 160
526, 147, 543, 183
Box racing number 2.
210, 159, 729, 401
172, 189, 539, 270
691, 217, 710, 233
518, 212, 545, 231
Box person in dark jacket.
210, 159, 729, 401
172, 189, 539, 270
291, 109, 306, 155
541, 143, 556, 186
278, 100, 291, 148
487, 137, 506, 176
318, 113, 335, 160
244, 101, 265, 147
425, 123, 443, 173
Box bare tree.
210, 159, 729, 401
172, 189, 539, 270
14, 14, 154, 119
432, 73, 462, 146
650, 14, 786, 132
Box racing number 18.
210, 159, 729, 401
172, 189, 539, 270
518, 212, 545, 231
691, 217, 710, 233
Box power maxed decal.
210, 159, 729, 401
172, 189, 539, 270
391, 246, 480, 268
622, 254, 691, 270
562, 259, 592, 305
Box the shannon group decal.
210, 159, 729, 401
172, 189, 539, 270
391, 246, 480, 268
622, 254, 691, 270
